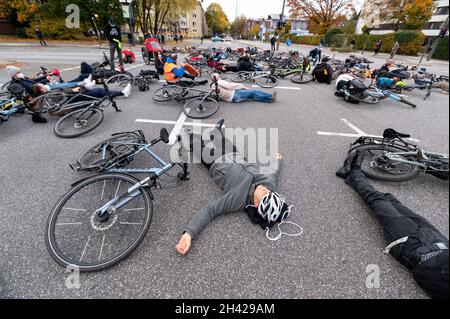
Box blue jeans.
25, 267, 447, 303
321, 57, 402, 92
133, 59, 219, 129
48, 82, 80, 90
232, 89, 273, 103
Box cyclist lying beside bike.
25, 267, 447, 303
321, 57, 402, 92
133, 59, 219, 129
32, 81, 132, 100
176, 122, 295, 256
164, 53, 197, 83
6, 65, 93, 95
337, 151, 448, 299
212, 73, 277, 103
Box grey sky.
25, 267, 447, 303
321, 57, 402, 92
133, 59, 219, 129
200, 0, 363, 22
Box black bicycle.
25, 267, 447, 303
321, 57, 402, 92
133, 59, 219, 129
53, 83, 122, 138
152, 79, 220, 119
349, 129, 449, 182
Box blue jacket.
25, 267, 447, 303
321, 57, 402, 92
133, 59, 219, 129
165, 58, 185, 79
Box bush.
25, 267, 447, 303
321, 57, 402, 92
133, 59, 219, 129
432, 36, 449, 60
26, 19, 88, 40
327, 30, 425, 56
291, 35, 323, 45
323, 28, 342, 46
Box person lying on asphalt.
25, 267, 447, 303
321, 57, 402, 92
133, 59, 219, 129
32, 81, 132, 99
336, 150, 449, 299
176, 121, 291, 256
212, 73, 277, 103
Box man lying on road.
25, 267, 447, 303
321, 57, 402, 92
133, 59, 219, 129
176, 121, 290, 256
336, 150, 449, 299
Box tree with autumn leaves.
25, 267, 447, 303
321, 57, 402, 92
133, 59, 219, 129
375, 0, 434, 31
288, 0, 354, 34
205, 3, 230, 35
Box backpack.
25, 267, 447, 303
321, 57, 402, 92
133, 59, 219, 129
312, 63, 333, 84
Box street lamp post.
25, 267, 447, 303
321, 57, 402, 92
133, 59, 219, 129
120, 0, 136, 46
276, 0, 287, 51
91, 14, 102, 46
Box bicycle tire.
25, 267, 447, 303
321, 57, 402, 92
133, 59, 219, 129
400, 98, 417, 108
142, 48, 151, 65
54, 107, 104, 138
152, 86, 185, 102
45, 173, 153, 272
349, 145, 421, 182
29, 92, 69, 113
77, 132, 144, 171
231, 72, 249, 83
349, 92, 380, 104
183, 97, 219, 119
105, 74, 132, 89
256, 75, 279, 88
291, 72, 313, 84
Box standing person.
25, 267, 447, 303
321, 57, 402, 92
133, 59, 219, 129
161, 33, 166, 46
106, 17, 124, 72
336, 150, 449, 299
180, 34, 183, 43
200, 36, 204, 45
270, 35, 277, 52
390, 41, 400, 59
174, 34, 178, 44
374, 40, 382, 56
35, 27, 47, 47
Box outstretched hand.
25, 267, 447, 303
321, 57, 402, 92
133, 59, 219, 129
176, 233, 192, 256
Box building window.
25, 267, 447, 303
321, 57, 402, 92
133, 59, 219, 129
435, 6, 449, 15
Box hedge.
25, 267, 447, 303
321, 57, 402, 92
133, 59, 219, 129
289, 35, 323, 45
328, 30, 425, 56
25, 20, 88, 40
432, 36, 449, 60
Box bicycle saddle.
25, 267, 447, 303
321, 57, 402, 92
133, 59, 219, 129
383, 128, 411, 139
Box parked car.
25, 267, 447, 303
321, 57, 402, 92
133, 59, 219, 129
211, 36, 224, 42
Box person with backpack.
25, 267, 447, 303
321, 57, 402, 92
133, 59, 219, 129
311, 57, 333, 84
270, 35, 277, 52
175, 122, 297, 256
106, 17, 124, 72
35, 27, 47, 47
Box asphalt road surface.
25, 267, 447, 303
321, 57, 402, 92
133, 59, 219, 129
0, 40, 448, 299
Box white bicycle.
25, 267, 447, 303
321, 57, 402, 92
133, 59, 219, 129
231, 70, 279, 88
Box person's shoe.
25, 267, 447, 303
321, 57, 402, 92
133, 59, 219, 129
336, 151, 358, 179
32, 113, 47, 123
271, 91, 277, 103
84, 80, 97, 90
121, 83, 132, 98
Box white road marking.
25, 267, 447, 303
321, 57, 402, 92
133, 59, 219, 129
61, 66, 81, 72
136, 118, 219, 128
317, 118, 420, 142
56, 222, 83, 226
62, 208, 87, 212
99, 234, 105, 261
125, 63, 145, 71
79, 235, 91, 262
251, 85, 301, 90
168, 113, 187, 145
341, 118, 367, 135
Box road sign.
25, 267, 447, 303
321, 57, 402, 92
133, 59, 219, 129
286, 39, 293, 47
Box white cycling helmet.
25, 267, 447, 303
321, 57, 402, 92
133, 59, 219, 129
258, 191, 289, 223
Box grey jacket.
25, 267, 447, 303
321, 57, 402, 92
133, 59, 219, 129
185, 153, 280, 238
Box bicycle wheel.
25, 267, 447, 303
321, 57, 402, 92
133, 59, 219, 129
152, 86, 185, 102
142, 48, 151, 65
54, 107, 104, 138
291, 72, 313, 84
183, 97, 219, 119
45, 173, 153, 271
350, 145, 420, 182
77, 132, 144, 171
256, 75, 279, 88
400, 98, 417, 108
231, 72, 249, 82
349, 92, 380, 104
29, 92, 69, 113
105, 74, 132, 90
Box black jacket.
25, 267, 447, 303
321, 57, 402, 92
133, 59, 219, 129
238, 59, 254, 72
106, 25, 122, 43
12, 76, 48, 95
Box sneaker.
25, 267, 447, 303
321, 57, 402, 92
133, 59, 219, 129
84, 80, 96, 90
271, 91, 277, 103
80, 74, 93, 87
121, 83, 132, 98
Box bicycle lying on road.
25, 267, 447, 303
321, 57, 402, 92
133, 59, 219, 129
231, 70, 279, 88
45, 128, 190, 271
349, 129, 449, 182
152, 79, 220, 119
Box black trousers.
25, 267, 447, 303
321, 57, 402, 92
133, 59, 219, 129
190, 128, 237, 170
345, 168, 448, 269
